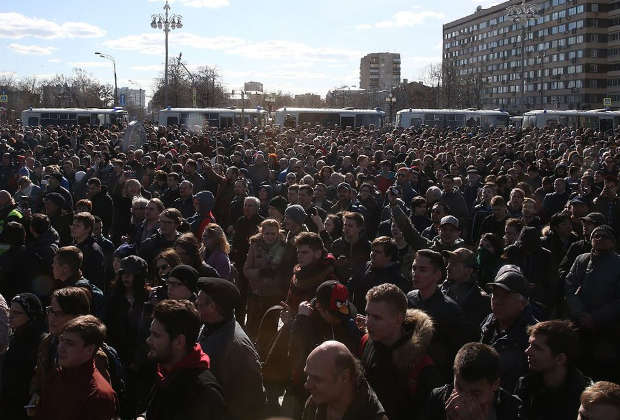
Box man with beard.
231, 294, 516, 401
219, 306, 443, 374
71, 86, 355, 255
141, 299, 224, 420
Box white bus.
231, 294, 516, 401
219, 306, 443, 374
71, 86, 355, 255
395, 109, 510, 129
157, 107, 268, 129
521, 110, 620, 131
274, 107, 385, 128
21, 107, 128, 128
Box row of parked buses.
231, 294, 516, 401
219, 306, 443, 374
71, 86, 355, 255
19, 107, 620, 132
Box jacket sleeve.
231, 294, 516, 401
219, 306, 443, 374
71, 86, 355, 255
392, 205, 431, 251
558, 244, 578, 282
565, 256, 587, 319
243, 242, 262, 292
222, 342, 265, 420
590, 273, 620, 327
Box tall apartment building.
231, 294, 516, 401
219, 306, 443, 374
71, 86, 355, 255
360, 53, 401, 91
118, 87, 146, 109
244, 81, 264, 92
443, 0, 614, 113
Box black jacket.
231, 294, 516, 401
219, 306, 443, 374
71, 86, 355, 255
349, 262, 410, 313
302, 379, 387, 420
90, 188, 114, 235
407, 287, 468, 380
361, 309, 442, 420
441, 279, 491, 334
76, 236, 105, 290
558, 239, 591, 282
515, 367, 592, 420
481, 307, 539, 393
330, 236, 371, 281
424, 384, 522, 420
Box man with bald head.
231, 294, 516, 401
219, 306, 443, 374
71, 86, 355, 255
302, 340, 387, 420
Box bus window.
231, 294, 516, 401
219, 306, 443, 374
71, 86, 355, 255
28, 117, 39, 126
341, 116, 354, 127
220, 116, 232, 128
167, 116, 179, 126
78, 115, 90, 125
601, 118, 613, 132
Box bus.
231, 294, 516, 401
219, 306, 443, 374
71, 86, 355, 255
157, 107, 268, 129
395, 109, 510, 129
521, 110, 620, 131
274, 107, 385, 128
21, 107, 128, 128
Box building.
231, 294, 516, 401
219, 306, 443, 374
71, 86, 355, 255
443, 0, 612, 113
118, 87, 146, 109
360, 53, 401, 91
244, 81, 263, 92
294, 93, 322, 107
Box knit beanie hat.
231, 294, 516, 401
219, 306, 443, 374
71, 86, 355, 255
167, 265, 199, 292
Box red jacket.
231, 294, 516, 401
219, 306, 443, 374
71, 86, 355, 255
36, 360, 117, 420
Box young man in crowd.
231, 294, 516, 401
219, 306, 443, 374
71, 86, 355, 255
70, 211, 105, 290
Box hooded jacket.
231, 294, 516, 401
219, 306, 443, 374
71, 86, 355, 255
188, 190, 216, 239
361, 309, 442, 420
144, 344, 225, 420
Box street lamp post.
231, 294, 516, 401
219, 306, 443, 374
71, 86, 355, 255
507, 0, 539, 114
150, 0, 183, 108
94, 52, 117, 106
385, 94, 396, 126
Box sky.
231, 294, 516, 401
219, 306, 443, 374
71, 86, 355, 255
0, 0, 504, 101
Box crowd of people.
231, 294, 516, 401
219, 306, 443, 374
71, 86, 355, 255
0, 118, 619, 420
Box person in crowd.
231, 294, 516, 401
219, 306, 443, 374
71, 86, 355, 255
0, 221, 32, 300
202, 223, 232, 280
42, 192, 72, 245
86, 177, 114, 235
0, 293, 46, 420
188, 190, 216, 239
543, 177, 570, 220
558, 212, 606, 282
479, 195, 509, 240
577, 381, 620, 420
482, 264, 539, 392
541, 211, 579, 271
565, 224, 620, 382
407, 249, 467, 380
503, 218, 524, 248
516, 320, 592, 420
244, 218, 288, 338
71, 212, 106, 290
196, 277, 265, 420
139, 208, 182, 267
173, 180, 194, 219
142, 299, 225, 420
475, 232, 504, 287
441, 247, 491, 332
174, 232, 220, 277
52, 245, 105, 318
593, 175, 620, 237
285, 281, 362, 416
362, 283, 441, 420
135, 198, 164, 245
165, 264, 200, 301
331, 211, 371, 280
302, 341, 387, 420
35, 315, 117, 420
424, 342, 522, 420
349, 236, 409, 312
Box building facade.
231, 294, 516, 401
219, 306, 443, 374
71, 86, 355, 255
244, 81, 264, 92
443, 0, 614, 113
360, 53, 401, 91
118, 87, 146, 109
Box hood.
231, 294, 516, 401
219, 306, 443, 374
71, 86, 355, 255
157, 343, 210, 381
393, 309, 434, 370
194, 190, 215, 215
516, 226, 542, 249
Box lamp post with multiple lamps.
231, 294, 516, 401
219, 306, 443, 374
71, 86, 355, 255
150, 0, 183, 108
94, 51, 118, 107
506, 0, 539, 113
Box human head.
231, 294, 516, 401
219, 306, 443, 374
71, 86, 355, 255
86, 177, 102, 198
578, 381, 620, 420
258, 218, 280, 246
9, 293, 43, 331
304, 341, 363, 406
167, 264, 199, 300
58, 315, 106, 368
202, 223, 231, 254
453, 343, 501, 410
443, 248, 475, 284
439, 215, 461, 244
147, 299, 202, 365
295, 231, 325, 267
491, 195, 507, 220
488, 265, 528, 326
71, 212, 95, 243
412, 249, 444, 293
581, 212, 606, 239
365, 283, 407, 345
591, 225, 616, 254
174, 232, 202, 267
284, 204, 307, 232
526, 320, 578, 373
370, 236, 398, 269
504, 218, 524, 247
342, 211, 364, 243
196, 277, 240, 323
146, 198, 165, 222
298, 184, 314, 209
179, 180, 193, 199
159, 208, 182, 237
243, 196, 260, 219
52, 246, 83, 282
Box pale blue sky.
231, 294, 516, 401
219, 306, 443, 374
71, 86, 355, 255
0, 0, 503, 100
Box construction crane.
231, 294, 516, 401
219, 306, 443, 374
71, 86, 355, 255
177, 52, 197, 107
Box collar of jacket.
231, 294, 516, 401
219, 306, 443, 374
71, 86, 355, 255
157, 343, 211, 382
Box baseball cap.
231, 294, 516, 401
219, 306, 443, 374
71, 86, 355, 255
118, 255, 148, 276
591, 224, 616, 241
314, 280, 355, 319
442, 248, 474, 267
581, 212, 606, 226
487, 264, 527, 296
440, 215, 460, 229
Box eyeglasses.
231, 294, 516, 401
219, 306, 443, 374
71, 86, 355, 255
157, 263, 170, 271
46, 306, 64, 317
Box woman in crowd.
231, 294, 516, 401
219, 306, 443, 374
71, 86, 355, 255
174, 232, 221, 277
202, 223, 232, 280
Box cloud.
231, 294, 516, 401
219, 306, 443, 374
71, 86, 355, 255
48, 58, 62, 63
9, 43, 56, 55
103, 33, 360, 64
0, 13, 106, 39
148, 0, 230, 8
472, 0, 505, 8
357, 10, 445, 29
68, 61, 113, 69
130, 64, 163, 71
